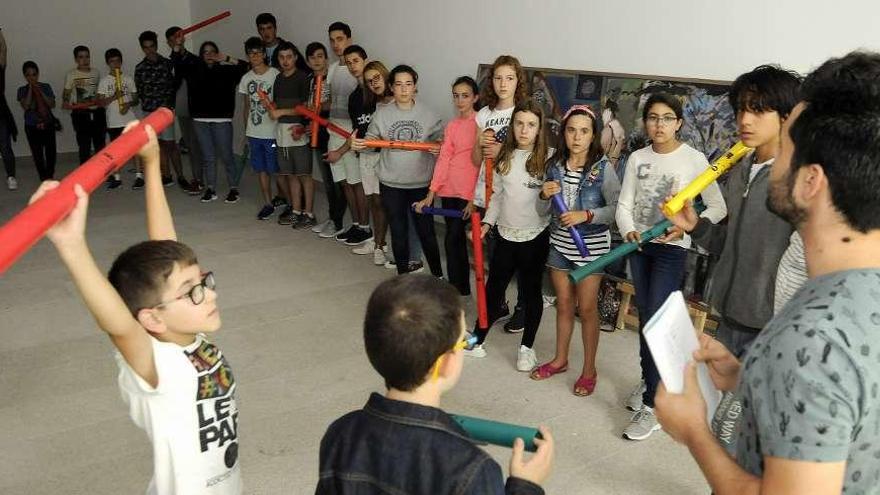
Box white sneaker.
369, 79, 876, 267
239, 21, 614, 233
7, 176, 18, 190
352, 239, 375, 255
383, 246, 397, 270
373, 247, 387, 266
319, 222, 344, 239
463, 343, 486, 358
625, 380, 646, 411
312, 219, 332, 234
516, 345, 537, 372
622, 406, 661, 441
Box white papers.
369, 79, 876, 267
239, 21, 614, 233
644, 291, 721, 422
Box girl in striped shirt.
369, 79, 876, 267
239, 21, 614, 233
531, 105, 620, 397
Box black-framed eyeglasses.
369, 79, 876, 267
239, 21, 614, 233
153, 272, 215, 309
645, 115, 679, 126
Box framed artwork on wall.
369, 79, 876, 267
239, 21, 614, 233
477, 64, 737, 163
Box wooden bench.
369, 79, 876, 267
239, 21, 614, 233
614, 279, 716, 335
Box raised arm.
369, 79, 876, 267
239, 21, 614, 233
30, 182, 157, 387
136, 122, 177, 241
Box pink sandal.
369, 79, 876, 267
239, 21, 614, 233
573, 373, 598, 396
530, 362, 568, 381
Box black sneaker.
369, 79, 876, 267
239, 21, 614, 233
277, 206, 294, 225
200, 188, 218, 202
132, 176, 145, 190
300, 214, 317, 230
344, 227, 373, 246
271, 195, 288, 208
107, 177, 123, 190
224, 189, 240, 204
290, 213, 306, 229
334, 225, 358, 243
162, 175, 175, 187
504, 305, 525, 333
406, 261, 425, 274
177, 177, 191, 191
257, 204, 275, 220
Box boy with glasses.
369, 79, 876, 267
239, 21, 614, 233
32, 123, 241, 494
317, 274, 554, 494
238, 37, 280, 220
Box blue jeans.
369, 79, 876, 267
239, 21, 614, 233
629, 242, 688, 408
193, 121, 240, 190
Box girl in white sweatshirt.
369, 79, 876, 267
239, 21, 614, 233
468, 99, 553, 372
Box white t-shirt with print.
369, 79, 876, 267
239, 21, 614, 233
473, 105, 515, 207
98, 72, 137, 128
116, 334, 241, 495
64, 67, 101, 109
238, 67, 280, 139
615, 143, 728, 249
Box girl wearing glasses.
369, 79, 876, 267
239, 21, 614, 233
615, 92, 727, 441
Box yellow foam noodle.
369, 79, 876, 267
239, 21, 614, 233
113, 69, 124, 107
662, 141, 752, 217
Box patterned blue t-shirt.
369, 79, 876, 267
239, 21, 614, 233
736, 269, 880, 493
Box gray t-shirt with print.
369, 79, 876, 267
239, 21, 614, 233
735, 269, 880, 493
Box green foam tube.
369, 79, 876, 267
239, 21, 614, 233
568, 203, 706, 283
450, 414, 541, 452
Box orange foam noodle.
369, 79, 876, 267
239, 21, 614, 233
256, 88, 276, 111
310, 75, 323, 148
362, 140, 440, 152
294, 105, 352, 139
179, 11, 231, 36
0, 108, 175, 274
484, 158, 494, 207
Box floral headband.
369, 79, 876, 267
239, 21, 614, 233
562, 104, 596, 121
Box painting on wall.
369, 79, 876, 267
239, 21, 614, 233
477, 64, 737, 163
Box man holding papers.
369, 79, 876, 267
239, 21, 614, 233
654, 51, 880, 495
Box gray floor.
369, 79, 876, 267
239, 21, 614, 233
0, 155, 710, 494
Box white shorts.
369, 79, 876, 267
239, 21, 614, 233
358, 152, 380, 196
328, 125, 361, 185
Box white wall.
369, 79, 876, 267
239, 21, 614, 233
190, 0, 880, 124
10, 0, 880, 156
2, 0, 191, 156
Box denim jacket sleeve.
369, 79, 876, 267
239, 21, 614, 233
461, 458, 545, 495
589, 159, 621, 226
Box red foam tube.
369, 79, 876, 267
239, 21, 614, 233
362, 140, 440, 152
294, 105, 352, 139
0, 108, 175, 274
471, 212, 488, 329
256, 88, 276, 111
310, 75, 323, 148
179, 11, 231, 36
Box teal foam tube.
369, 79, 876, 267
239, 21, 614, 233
450, 414, 541, 452
569, 203, 706, 283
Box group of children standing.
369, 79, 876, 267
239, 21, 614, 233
10, 10, 843, 494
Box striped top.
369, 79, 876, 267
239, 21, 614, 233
549, 168, 611, 265
774, 231, 808, 314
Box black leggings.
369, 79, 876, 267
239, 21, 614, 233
380, 184, 443, 276
24, 126, 57, 180
440, 196, 471, 295
475, 228, 550, 348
